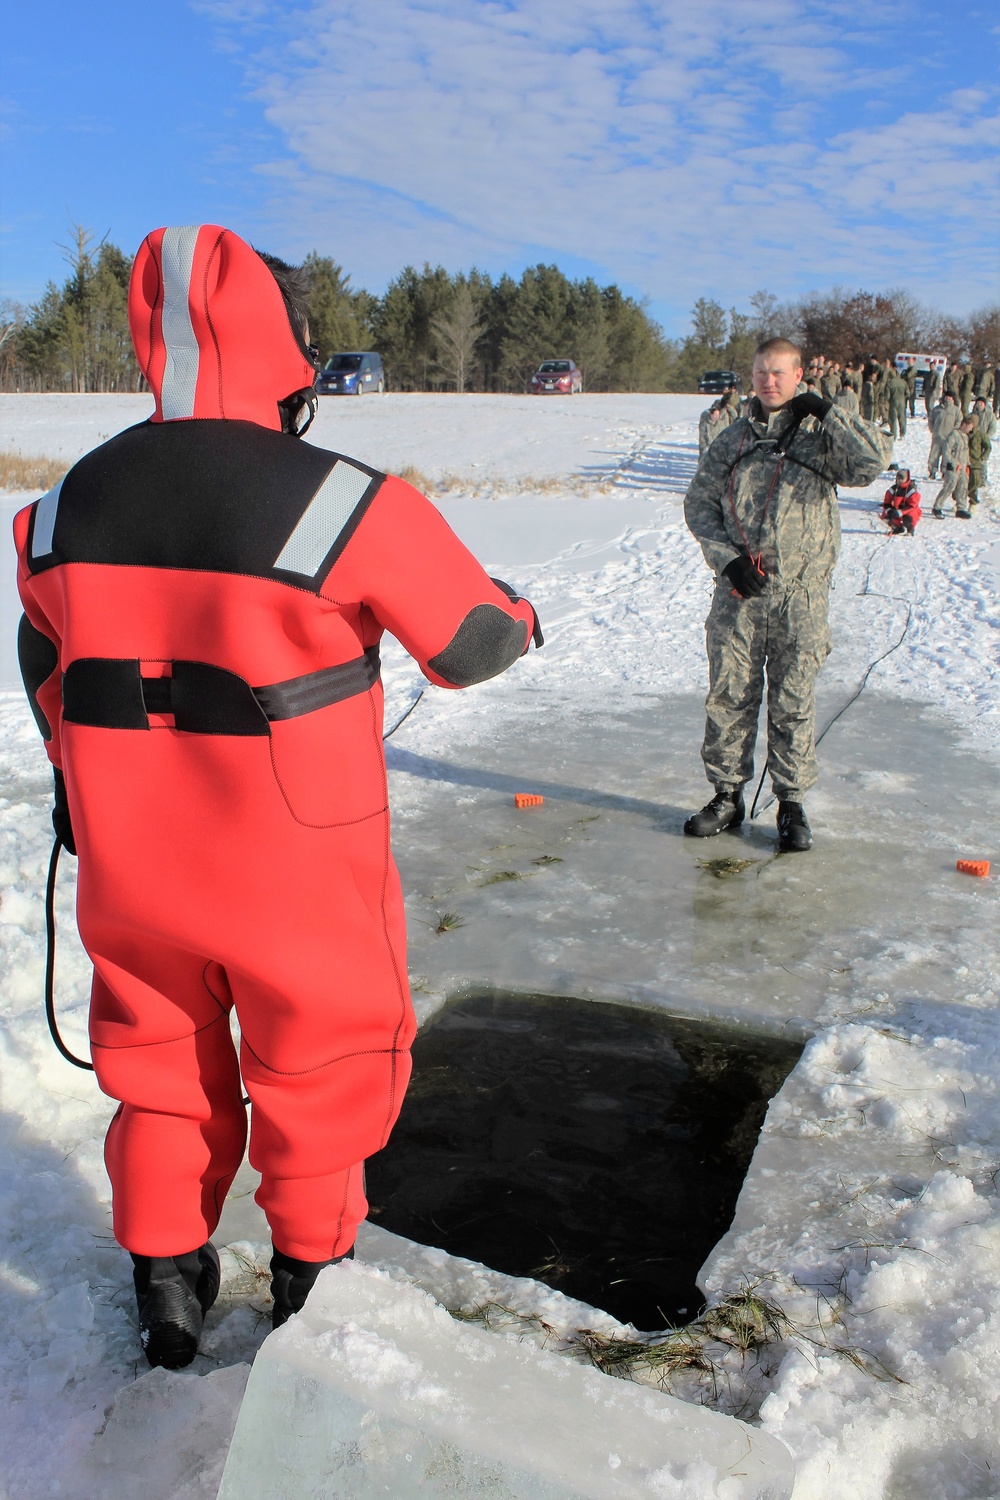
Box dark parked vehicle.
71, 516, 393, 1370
316, 352, 385, 395
697, 369, 742, 395
529, 359, 583, 395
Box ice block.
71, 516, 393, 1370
217, 1261, 794, 1500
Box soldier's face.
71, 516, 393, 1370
753, 354, 803, 410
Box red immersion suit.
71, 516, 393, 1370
880, 477, 922, 534
15, 225, 540, 1262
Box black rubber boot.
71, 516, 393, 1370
776, 801, 812, 853
683, 786, 745, 838
270, 1245, 355, 1329
131, 1243, 220, 1370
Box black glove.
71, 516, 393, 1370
788, 392, 832, 422
885, 506, 900, 521
723, 554, 766, 599
52, 768, 76, 856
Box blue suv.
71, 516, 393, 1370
316, 352, 385, 396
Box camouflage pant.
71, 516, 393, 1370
701, 582, 832, 800
927, 434, 943, 477
969, 463, 987, 503
889, 403, 907, 439
935, 465, 969, 514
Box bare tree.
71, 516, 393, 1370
690, 298, 727, 350
432, 282, 484, 393
748, 290, 779, 340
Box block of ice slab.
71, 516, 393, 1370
217, 1261, 794, 1500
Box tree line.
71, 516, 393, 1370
2, 225, 997, 394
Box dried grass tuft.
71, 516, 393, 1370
0, 451, 68, 492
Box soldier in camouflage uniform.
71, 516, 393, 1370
842, 363, 862, 396
959, 364, 975, 416
943, 364, 961, 403
834, 383, 860, 416
973, 396, 997, 443
922, 365, 941, 418
683, 337, 890, 852
927, 394, 960, 479
932, 419, 973, 518
699, 401, 729, 456
820, 366, 841, 401
903, 359, 918, 417
861, 370, 876, 422
888, 369, 909, 438
875, 361, 894, 425
967, 423, 991, 506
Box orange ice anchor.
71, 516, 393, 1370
956, 859, 990, 878
514, 793, 544, 808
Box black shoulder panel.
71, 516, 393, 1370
25, 420, 384, 593
427, 605, 528, 688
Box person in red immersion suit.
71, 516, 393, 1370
14, 225, 542, 1369
880, 468, 922, 535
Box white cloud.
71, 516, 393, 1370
199, 0, 1000, 325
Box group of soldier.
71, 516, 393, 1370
698, 353, 996, 519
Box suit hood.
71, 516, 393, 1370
128, 225, 315, 430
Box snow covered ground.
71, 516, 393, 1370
1, 393, 999, 1497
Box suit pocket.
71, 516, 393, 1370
268, 691, 387, 827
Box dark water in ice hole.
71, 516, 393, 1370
365, 992, 802, 1332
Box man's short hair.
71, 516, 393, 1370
256, 250, 311, 346
754, 336, 803, 366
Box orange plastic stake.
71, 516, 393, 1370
956, 859, 990, 878
514, 793, 544, 809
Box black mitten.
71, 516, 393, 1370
722, 554, 767, 598
788, 392, 832, 422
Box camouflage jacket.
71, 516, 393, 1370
684, 400, 890, 587
931, 402, 961, 439
968, 428, 991, 465
888, 373, 909, 406
976, 367, 996, 398
942, 428, 969, 470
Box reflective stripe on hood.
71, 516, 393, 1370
128, 224, 316, 430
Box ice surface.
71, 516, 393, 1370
218, 1261, 795, 1500
394, 692, 1000, 1037
64, 1363, 250, 1500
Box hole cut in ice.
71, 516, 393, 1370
366, 992, 801, 1331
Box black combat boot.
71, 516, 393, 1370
131, 1243, 220, 1369
270, 1245, 355, 1329
683, 786, 745, 838
776, 802, 811, 853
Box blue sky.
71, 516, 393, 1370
2, 0, 998, 338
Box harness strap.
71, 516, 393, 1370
62, 646, 380, 735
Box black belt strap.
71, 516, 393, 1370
62, 647, 380, 735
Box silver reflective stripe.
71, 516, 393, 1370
31, 479, 64, 560
274, 461, 372, 575
159, 225, 202, 420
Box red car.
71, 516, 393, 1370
529, 359, 583, 394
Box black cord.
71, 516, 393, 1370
383, 690, 424, 740
750, 533, 916, 820
44, 835, 94, 1071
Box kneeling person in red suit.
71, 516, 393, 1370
881, 469, 922, 535
14, 225, 542, 1367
